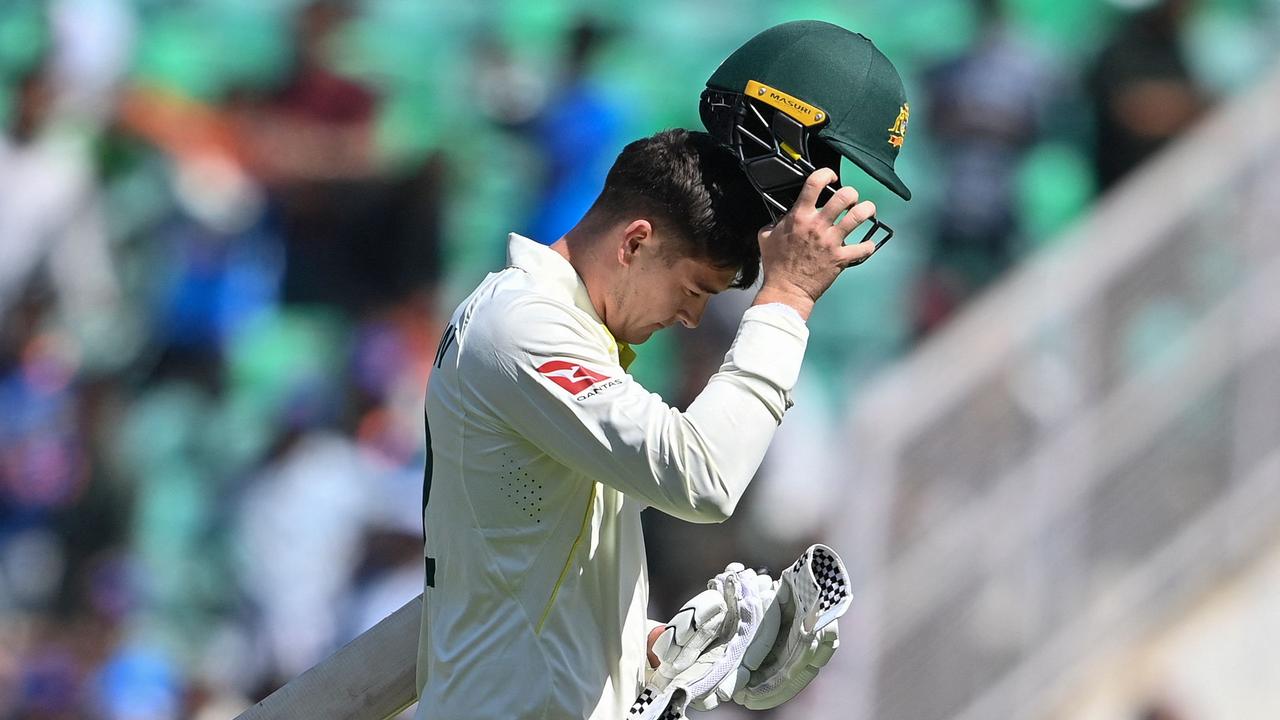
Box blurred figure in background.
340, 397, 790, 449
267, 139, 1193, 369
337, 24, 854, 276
912, 0, 1053, 338
0, 60, 116, 339
239, 0, 443, 313
236, 422, 373, 689
0, 50, 103, 606
0, 41, 139, 720
524, 16, 625, 245
248, 0, 379, 184
1089, 0, 1206, 191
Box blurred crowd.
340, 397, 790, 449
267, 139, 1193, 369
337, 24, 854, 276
0, 0, 1275, 718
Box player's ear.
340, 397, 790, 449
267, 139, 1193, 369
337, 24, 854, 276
618, 219, 652, 268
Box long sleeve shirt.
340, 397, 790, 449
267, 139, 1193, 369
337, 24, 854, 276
415, 233, 807, 719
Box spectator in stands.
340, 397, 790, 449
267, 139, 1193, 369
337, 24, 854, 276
524, 17, 625, 245
0, 60, 116, 331
913, 0, 1053, 337
1089, 0, 1206, 191
233, 0, 444, 313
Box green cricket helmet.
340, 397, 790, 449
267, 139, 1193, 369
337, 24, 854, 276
701, 21, 912, 246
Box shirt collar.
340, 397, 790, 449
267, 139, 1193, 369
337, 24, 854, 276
506, 233, 636, 370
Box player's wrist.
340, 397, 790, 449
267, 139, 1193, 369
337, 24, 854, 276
753, 283, 815, 321
647, 624, 667, 668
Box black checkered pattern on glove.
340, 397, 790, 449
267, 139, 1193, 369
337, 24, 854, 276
628, 687, 687, 720
629, 688, 657, 716
811, 545, 849, 613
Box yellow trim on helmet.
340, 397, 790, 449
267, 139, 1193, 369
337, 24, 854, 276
744, 80, 828, 127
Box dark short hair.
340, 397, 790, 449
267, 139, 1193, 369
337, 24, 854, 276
583, 129, 769, 289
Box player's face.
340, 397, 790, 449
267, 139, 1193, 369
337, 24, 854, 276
610, 237, 738, 345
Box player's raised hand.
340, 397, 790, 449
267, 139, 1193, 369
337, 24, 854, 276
753, 168, 877, 320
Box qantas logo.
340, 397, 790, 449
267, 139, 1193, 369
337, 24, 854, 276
537, 360, 611, 395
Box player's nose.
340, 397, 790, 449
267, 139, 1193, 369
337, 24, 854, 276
679, 306, 704, 329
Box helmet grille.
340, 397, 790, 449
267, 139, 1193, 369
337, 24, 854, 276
700, 87, 894, 255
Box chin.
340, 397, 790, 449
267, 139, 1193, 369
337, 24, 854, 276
624, 328, 657, 345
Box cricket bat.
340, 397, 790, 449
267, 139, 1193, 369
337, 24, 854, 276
233, 594, 422, 720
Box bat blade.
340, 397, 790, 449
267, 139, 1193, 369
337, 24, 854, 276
234, 594, 422, 720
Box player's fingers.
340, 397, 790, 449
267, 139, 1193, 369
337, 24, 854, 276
818, 186, 859, 225
834, 200, 876, 238
836, 238, 877, 268
793, 168, 839, 212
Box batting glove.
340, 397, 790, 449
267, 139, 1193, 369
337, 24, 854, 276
730, 544, 852, 710
632, 564, 771, 720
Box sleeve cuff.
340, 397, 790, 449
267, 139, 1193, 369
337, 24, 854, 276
728, 304, 810, 393
750, 301, 808, 327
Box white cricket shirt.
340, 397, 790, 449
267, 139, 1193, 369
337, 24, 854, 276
415, 234, 808, 719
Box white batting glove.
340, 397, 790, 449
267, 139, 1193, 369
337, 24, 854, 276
686, 569, 780, 712
731, 544, 852, 710
649, 564, 769, 691
649, 585, 729, 690
677, 565, 771, 709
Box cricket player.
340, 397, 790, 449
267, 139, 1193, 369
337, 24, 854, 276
417, 21, 911, 719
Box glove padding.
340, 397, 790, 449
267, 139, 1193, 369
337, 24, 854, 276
632, 545, 852, 718
711, 544, 853, 711
631, 564, 770, 719
685, 576, 780, 712
731, 585, 839, 710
